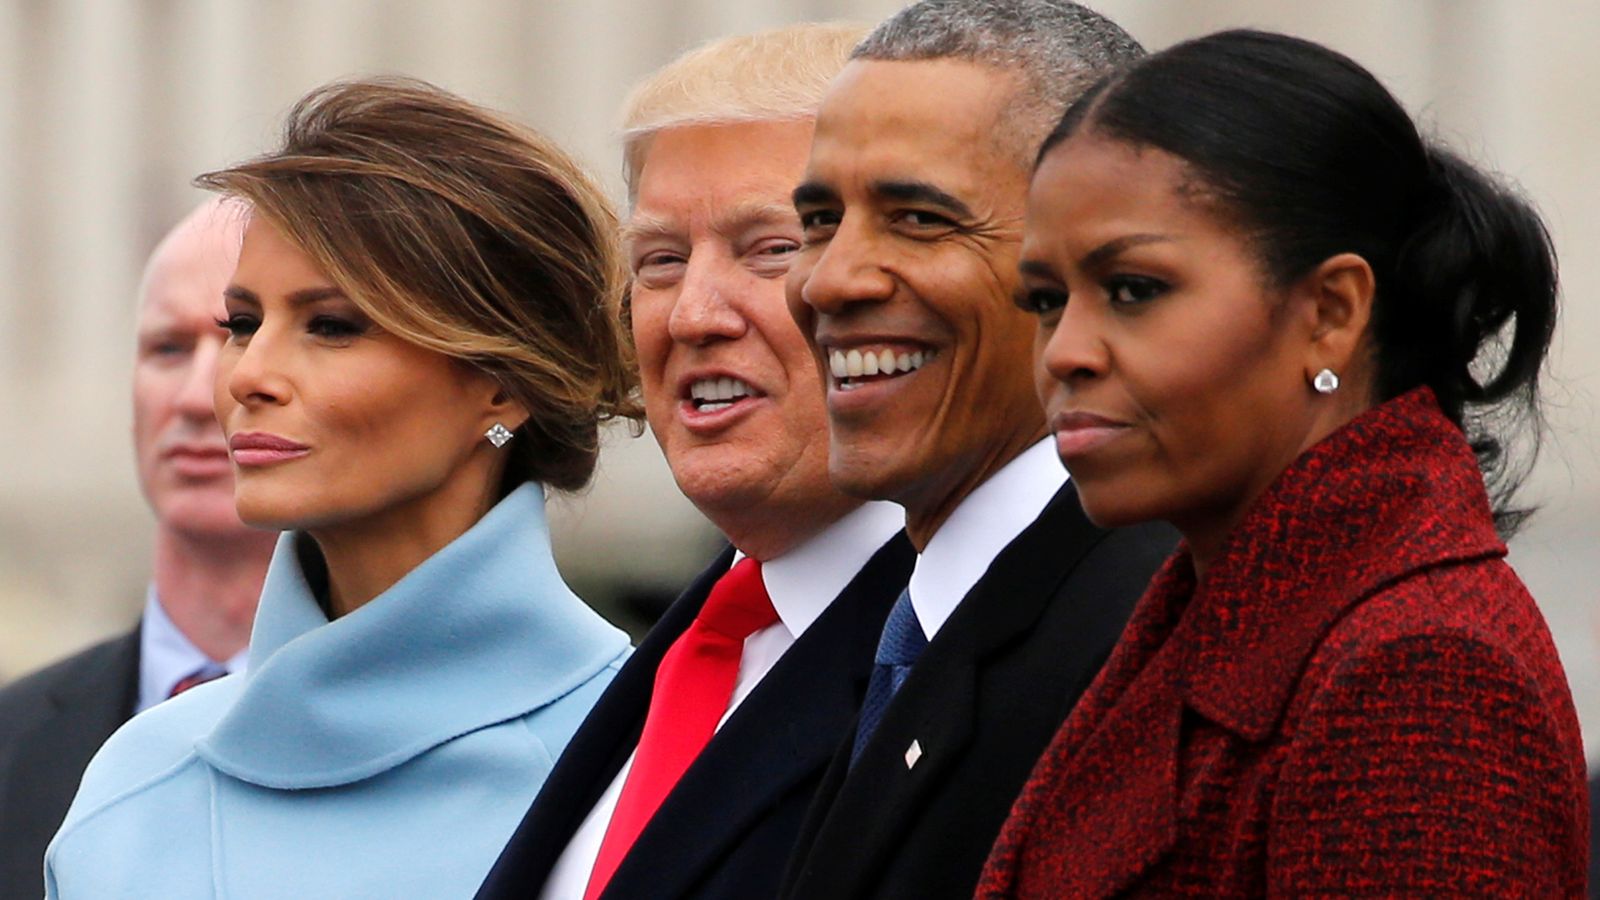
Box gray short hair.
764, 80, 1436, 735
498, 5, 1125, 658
854, 0, 1143, 160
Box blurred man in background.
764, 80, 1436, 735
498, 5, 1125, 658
478, 24, 914, 900
0, 199, 275, 899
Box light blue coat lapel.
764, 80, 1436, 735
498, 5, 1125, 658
197, 484, 628, 789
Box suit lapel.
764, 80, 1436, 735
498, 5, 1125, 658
801, 486, 1109, 894
603, 536, 912, 899
813, 656, 980, 889
870, 486, 1102, 794
986, 552, 1195, 897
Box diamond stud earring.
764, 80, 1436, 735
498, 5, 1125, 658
485, 423, 514, 448
1311, 368, 1340, 394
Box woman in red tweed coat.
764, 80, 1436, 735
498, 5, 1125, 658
982, 29, 1588, 898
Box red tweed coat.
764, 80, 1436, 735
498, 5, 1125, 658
977, 389, 1589, 897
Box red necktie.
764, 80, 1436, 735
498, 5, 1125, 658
583, 557, 776, 900
168, 666, 226, 699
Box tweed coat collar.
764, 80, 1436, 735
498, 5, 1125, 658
989, 388, 1510, 897
1174, 387, 1507, 741
194, 483, 627, 789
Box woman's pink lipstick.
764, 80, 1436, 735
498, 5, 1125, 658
229, 432, 311, 467
1050, 411, 1130, 458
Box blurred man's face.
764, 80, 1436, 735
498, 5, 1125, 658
628, 120, 858, 539
132, 209, 253, 538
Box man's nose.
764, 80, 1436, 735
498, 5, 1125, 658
794, 220, 895, 317
666, 254, 746, 346
177, 336, 223, 419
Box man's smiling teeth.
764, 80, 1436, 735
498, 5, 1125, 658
689, 377, 755, 412
828, 347, 937, 385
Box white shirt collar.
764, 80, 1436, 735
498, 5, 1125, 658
136, 586, 249, 714
734, 500, 905, 641
909, 438, 1068, 641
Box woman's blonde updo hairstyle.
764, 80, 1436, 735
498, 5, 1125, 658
198, 76, 641, 492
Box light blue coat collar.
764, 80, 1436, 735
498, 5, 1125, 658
195, 484, 626, 789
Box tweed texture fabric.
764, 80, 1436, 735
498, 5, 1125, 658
977, 388, 1588, 898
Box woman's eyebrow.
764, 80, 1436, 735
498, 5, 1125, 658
286, 286, 347, 307
1080, 233, 1174, 269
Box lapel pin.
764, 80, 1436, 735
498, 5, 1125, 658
904, 739, 923, 770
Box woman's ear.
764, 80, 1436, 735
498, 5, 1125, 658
485, 386, 530, 435
1300, 252, 1375, 381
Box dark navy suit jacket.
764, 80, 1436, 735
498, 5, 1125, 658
477, 534, 915, 900
0, 627, 139, 900
780, 484, 1176, 900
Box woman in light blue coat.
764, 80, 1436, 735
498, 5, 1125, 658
46, 77, 640, 899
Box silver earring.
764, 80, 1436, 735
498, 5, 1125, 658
1312, 368, 1340, 394
484, 423, 514, 448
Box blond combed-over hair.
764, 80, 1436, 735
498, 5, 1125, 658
199, 76, 641, 493
619, 22, 871, 200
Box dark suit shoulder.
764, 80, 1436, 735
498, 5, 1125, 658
1060, 518, 1180, 604
0, 629, 139, 744
0, 626, 139, 900
781, 487, 1176, 900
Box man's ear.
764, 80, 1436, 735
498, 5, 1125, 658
1299, 252, 1375, 382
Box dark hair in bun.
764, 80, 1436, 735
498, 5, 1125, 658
1039, 29, 1558, 535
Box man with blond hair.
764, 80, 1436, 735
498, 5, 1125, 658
476, 23, 913, 900
0, 199, 275, 898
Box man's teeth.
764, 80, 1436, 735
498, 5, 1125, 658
828, 348, 936, 381
689, 377, 755, 411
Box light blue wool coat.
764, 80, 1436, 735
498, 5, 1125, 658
46, 484, 629, 899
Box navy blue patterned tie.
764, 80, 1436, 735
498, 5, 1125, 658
851, 588, 928, 765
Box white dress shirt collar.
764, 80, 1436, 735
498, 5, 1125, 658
908, 438, 1068, 641
136, 586, 249, 714
753, 499, 906, 641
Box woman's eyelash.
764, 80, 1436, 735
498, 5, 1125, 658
1014, 288, 1068, 315
308, 315, 368, 339
1106, 275, 1169, 305
215, 314, 258, 337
